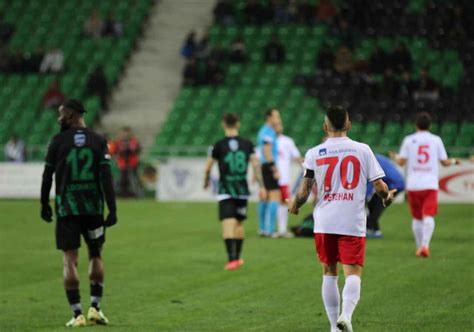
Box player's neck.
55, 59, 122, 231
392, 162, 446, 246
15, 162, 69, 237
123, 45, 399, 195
70, 119, 86, 128
327, 131, 347, 138
224, 129, 238, 137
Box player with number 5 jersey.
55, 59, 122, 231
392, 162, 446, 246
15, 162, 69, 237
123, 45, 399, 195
287, 106, 396, 332
390, 112, 459, 258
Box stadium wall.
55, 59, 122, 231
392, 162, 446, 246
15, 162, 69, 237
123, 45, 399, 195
156, 158, 474, 203
0, 160, 472, 203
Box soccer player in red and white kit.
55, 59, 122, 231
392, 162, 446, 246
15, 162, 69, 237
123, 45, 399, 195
390, 112, 459, 258
275, 120, 302, 237
288, 106, 396, 332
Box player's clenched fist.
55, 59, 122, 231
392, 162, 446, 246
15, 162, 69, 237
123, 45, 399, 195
286, 198, 299, 215
41, 204, 53, 222
104, 212, 117, 227
383, 189, 397, 207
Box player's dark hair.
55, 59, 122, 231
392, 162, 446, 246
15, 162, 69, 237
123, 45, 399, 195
222, 113, 239, 128
415, 112, 431, 130
326, 105, 348, 131
62, 99, 87, 114
265, 108, 278, 119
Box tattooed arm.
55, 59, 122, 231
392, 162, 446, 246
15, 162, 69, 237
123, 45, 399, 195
288, 173, 315, 215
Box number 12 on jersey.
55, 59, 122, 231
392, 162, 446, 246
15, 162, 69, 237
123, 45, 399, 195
316, 155, 361, 192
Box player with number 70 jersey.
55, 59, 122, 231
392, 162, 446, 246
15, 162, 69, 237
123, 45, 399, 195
304, 138, 385, 237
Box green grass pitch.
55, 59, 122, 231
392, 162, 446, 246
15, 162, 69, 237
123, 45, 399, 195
0, 200, 472, 331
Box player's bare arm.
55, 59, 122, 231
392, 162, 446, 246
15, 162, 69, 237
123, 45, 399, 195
203, 157, 215, 190
440, 158, 460, 167
263, 143, 279, 179
288, 176, 315, 215
388, 151, 407, 167
250, 154, 266, 198
373, 178, 397, 207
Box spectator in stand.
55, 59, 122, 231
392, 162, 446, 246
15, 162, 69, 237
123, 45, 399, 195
0, 15, 14, 45
334, 45, 353, 74
297, 0, 314, 24
102, 13, 123, 37
210, 43, 227, 63
399, 70, 416, 99
271, 0, 291, 24
110, 127, 141, 198
390, 43, 412, 73
180, 30, 197, 59
86, 66, 109, 110
263, 34, 286, 64
381, 68, 399, 99
213, 0, 235, 26
315, 0, 337, 22
336, 19, 353, 49
4, 135, 26, 162
317, 43, 334, 71
204, 59, 224, 86
229, 36, 247, 63
369, 47, 388, 74
182, 58, 198, 86
84, 9, 103, 39
195, 32, 210, 60
42, 80, 65, 109
244, 0, 265, 25
39, 48, 64, 74
24, 48, 44, 73
414, 69, 439, 101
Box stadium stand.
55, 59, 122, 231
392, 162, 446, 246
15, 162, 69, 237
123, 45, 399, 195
152, 0, 473, 158
0, 0, 153, 160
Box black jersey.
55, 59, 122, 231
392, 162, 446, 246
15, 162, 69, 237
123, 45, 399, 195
44, 127, 111, 217
211, 136, 254, 200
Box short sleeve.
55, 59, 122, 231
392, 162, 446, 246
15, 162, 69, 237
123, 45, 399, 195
248, 141, 255, 156
366, 148, 385, 182
399, 137, 409, 159
437, 137, 448, 161
263, 134, 273, 144
290, 140, 301, 159
44, 137, 58, 168
303, 149, 314, 170
100, 139, 112, 165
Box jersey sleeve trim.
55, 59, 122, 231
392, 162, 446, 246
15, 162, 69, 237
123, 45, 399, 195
368, 173, 386, 182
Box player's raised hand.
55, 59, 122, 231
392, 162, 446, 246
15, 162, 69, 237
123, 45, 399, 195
40, 204, 53, 222
383, 189, 397, 207
286, 198, 299, 215
104, 212, 117, 227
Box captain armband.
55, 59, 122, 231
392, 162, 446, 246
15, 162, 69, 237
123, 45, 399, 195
303, 169, 315, 179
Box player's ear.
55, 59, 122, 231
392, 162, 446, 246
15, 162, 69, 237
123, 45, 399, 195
323, 122, 328, 133
347, 120, 352, 131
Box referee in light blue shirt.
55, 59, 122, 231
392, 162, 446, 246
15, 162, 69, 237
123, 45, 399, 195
256, 108, 281, 236
366, 154, 405, 238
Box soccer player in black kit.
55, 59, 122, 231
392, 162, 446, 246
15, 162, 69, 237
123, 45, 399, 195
203, 113, 265, 270
40, 99, 117, 327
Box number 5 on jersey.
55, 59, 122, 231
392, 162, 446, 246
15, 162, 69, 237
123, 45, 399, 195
317, 156, 361, 192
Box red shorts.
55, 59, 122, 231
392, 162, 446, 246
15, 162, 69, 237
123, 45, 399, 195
407, 190, 438, 219
280, 185, 290, 202
314, 233, 366, 267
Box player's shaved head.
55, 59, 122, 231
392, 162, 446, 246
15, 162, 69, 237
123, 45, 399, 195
222, 113, 240, 128
415, 112, 431, 130
325, 105, 349, 132
265, 108, 281, 128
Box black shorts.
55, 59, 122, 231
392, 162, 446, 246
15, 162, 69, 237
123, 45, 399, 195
262, 163, 280, 190
219, 199, 248, 221
56, 215, 105, 252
